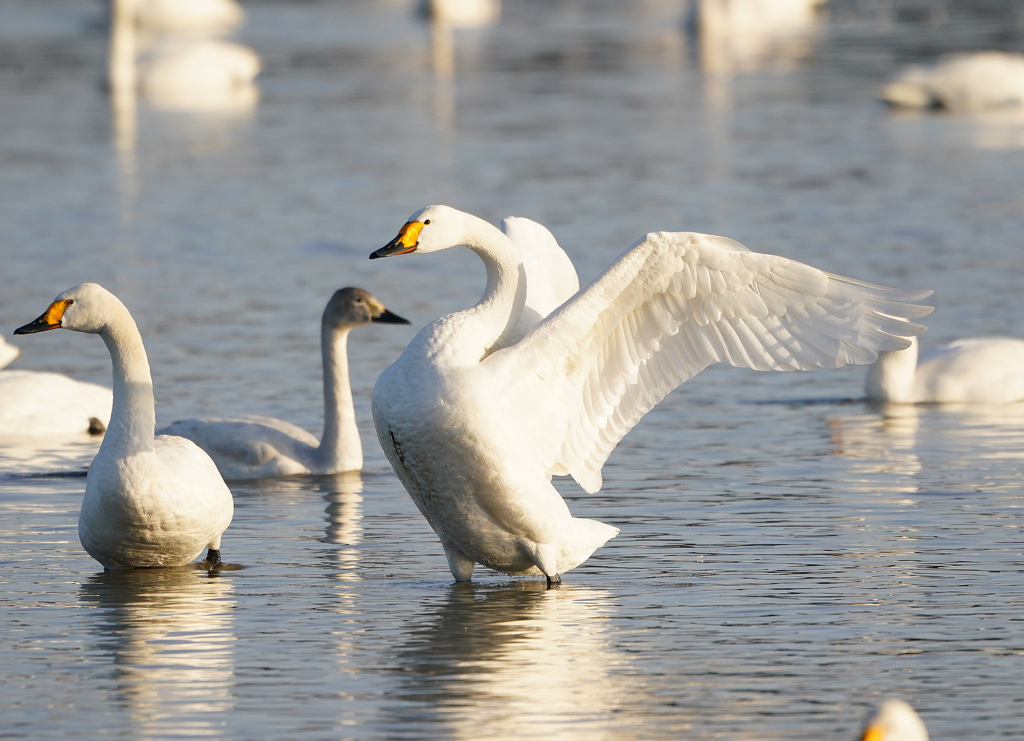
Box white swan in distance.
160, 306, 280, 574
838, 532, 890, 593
15, 284, 232, 569
131, 0, 245, 34
420, 0, 501, 29
866, 335, 1024, 403
368, 205, 933, 584
0, 333, 112, 437
159, 288, 410, 481
109, 0, 261, 114
136, 38, 261, 112
881, 52, 1024, 110
859, 699, 929, 741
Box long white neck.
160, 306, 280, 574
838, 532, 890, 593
865, 335, 919, 403
315, 325, 361, 472
457, 214, 527, 358
98, 302, 156, 457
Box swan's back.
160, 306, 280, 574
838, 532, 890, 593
916, 337, 1024, 402
0, 370, 112, 436
159, 415, 321, 480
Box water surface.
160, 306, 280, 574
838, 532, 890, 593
2, 1, 1024, 738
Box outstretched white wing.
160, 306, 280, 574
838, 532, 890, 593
497, 230, 933, 494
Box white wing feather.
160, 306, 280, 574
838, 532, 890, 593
499, 216, 580, 343
498, 231, 933, 494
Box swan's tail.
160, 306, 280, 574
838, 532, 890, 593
557, 517, 619, 575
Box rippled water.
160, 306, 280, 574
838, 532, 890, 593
3, 1, 1024, 738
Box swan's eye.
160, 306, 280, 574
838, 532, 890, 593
67, 299, 75, 305
423, 219, 431, 225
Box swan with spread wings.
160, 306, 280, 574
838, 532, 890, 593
370, 205, 933, 584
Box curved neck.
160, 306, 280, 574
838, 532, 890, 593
315, 326, 361, 471
866, 337, 919, 403
98, 306, 155, 456
460, 216, 527, 357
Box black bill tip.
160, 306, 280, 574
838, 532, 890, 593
373, 309, 411, 325
14, 315, 59, 335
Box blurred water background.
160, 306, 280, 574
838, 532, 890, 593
2, 0, 1024, 738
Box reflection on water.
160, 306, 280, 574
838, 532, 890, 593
390, 582, 633, 739
828, 404, 921, 495
107, 0, 261, 217
320, 471, 364, 582
4, 0, 1024, 737
830, 401, 1024, 496
79, 568, 236, 739
0, 435, 100, 478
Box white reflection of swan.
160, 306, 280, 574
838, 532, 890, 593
829, 405, 921, 496
390, 583, 631, 737
320, 472, 364, 582
80, 568, 236, 738
691, 0, 825, 74
423, 0, 501, 129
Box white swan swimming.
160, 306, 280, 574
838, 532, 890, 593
881, 52, 1024, 111
0, 369, 112, 437
159, 288, 409, 481
15, 283, 233, 569
420, 0, 501, 29
136, 38, 261, 112
866, 335, 1024, 403
0, 331, 112, 437
131, 0, 245, 34
859, 699, 929, 741
369, 205, 933, 584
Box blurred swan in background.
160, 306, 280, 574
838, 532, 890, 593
135, 38, 261, 112
420, 0, 501, 29
132, 0, 245, 34
690, 0, 826, 73
159, 288, 409, 481
0, 337, 20, 369
369, 205, 932, 584
866, 335, 1024, 403
881, 52, 1024, 110
108, 0, 260, 115
859, 699, 929, 741
15, 284, 232, 569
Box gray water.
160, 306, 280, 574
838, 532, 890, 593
2, 0, 1024, 738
